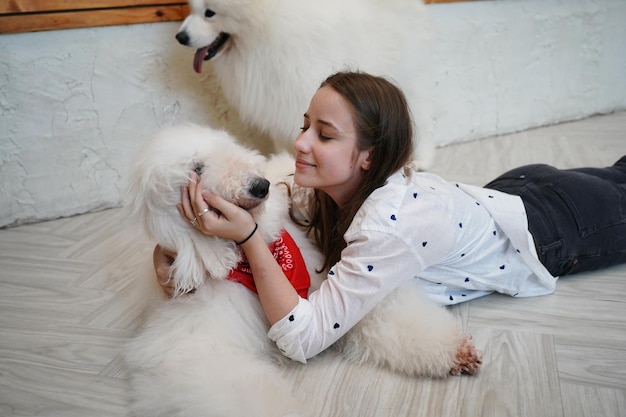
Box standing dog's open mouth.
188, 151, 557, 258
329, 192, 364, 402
192, 32, 231, 73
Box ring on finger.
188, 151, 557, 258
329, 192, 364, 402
197, 207, 210, 217
191, 217, 198, 225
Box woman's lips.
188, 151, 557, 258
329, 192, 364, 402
295, 158, 315, 169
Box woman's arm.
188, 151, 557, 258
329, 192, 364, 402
236, 230, 299, 324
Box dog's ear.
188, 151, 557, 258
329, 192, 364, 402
171, 234, 241, 295
171, 238, 207, 295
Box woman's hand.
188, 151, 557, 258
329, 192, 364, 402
177, 172, 257, 243
179, 173, 299, 325
153, 245, 177, 298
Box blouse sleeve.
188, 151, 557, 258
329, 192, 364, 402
267, 228, 446, 362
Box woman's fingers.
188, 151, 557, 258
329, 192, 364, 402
201, 190, 238, 219
179, 173, 209, 228
177, 172, 254, 241
180, 184, 195, 222
192, 174, 210, 214
176, 204, 186, 222
201, 190, 256, 241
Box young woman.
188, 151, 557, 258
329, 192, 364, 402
157, 71, 626, 364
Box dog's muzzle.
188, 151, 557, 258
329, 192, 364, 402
175, 30, 231, 74
237, 177, 270, 210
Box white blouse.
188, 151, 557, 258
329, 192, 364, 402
267, 168, 556, 363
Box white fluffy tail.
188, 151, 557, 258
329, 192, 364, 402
337, 283, 464, 377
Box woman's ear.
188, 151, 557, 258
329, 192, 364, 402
359, 148, 373, 170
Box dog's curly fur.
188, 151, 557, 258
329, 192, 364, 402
124, 124, 480, 416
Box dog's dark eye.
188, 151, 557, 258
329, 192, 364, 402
193, 162, 204, 176
204, 9, 215, 18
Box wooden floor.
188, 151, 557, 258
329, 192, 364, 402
1, 112, 625, 417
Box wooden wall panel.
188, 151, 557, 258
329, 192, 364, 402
0, 0, 480, 34
0, 1, 189, 34
0, 0, 185, 14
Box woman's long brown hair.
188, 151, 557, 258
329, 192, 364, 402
301, 71, 415, 272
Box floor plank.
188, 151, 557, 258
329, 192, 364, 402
560, 383, 626, 417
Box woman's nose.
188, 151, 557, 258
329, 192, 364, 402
293, 131, 309, 153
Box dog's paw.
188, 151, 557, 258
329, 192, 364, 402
449, 334, 482, 376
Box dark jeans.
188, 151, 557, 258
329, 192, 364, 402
484, 156, 626, 276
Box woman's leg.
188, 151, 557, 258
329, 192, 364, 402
484, 157, 626, 277
567, 155, 626, 183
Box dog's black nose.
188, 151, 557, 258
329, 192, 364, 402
249, 178, 270, 199
176, 31, 189, 46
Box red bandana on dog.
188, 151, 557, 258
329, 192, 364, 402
227, 230, 311, 298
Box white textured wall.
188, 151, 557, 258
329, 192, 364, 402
430, 0, 626, 145
0, 23, 269, 228
1, 0, 625, 228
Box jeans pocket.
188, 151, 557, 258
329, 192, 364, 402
548, 179, 626, 238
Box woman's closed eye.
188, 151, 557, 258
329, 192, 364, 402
318, 132, 332, 141
300, 125, 332, 141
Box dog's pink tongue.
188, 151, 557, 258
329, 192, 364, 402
193, 47, 210, 74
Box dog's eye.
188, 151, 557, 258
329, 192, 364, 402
204, 9, 215, 18
193, 163, 204, 176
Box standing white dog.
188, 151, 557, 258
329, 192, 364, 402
175, 0, 435, 168
124, 124, 480, 417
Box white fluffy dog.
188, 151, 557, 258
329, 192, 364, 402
124, 124, 480, 417
175, 0, 435, 168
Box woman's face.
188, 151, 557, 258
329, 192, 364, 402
293, 86, 371, 206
